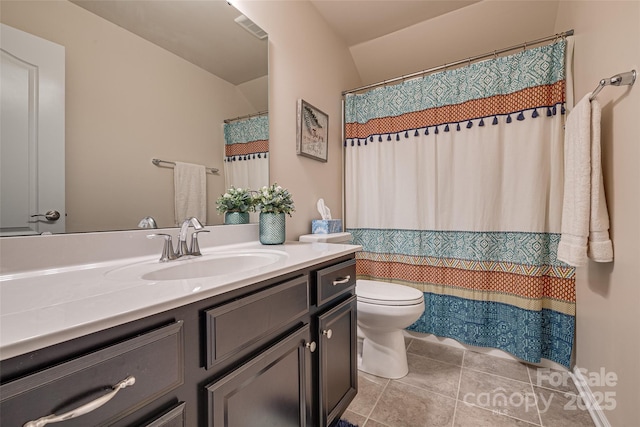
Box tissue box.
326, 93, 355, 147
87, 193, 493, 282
312, 219, 343, 234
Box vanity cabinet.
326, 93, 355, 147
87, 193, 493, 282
313, 259, 358, 427
0, 253, 357, 427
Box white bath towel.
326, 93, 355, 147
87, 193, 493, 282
557, 94, 613, 266
174, 161, 206, 225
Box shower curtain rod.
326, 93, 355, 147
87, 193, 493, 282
223, 110, 268, 124
342, 29, 574, 95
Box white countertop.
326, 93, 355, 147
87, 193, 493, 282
0, 240, 360, 361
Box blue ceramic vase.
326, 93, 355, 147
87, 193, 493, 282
259, 212, 285, 244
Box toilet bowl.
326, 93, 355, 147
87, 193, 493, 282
356, 279, 424, 379
298, 232, 425, 379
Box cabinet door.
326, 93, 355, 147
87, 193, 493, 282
318, 295, 358, 427
206, 325, 313, 427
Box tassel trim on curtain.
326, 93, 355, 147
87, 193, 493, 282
223, 115, 269, 161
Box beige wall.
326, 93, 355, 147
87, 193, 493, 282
234, 0, 362, 240
350, 0, 560, 85
555, 2, 639, 425
1, 0, 258, 231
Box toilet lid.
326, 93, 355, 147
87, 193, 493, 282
356, 280, 424, 306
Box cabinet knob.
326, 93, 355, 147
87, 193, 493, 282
305, 341, 316, 352
322, 329, 333, 339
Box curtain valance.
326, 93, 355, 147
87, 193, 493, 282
345, 41, 566, 143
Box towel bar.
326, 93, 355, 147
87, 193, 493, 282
589, 70, 636, 101
152, 158, 218, 174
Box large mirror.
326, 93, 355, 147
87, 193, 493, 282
0, 0, 268, 236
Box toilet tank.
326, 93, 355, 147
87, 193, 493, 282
299, 232, 352, 243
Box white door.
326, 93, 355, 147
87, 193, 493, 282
1, 24, 65, 235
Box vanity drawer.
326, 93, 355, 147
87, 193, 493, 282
0, 321, 184, 427
315, 259, 356, 306
205, 275, 309, 370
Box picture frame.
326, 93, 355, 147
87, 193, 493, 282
296, 99, 328, 162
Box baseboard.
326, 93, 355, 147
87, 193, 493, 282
404, 330, 568, 371
572, 366, 611, 427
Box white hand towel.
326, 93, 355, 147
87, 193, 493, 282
174, 161, 206, 225
586, 100, 613, 263
557, 94, 613, 266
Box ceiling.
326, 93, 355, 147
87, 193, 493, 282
70, 0, 481, 86
310, 0, 481, 47
71, 0, 268, 86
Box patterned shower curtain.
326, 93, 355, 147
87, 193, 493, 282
344, 41, 576, 368
223, 114, 269, 191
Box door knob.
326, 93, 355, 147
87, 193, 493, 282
31, 210, 61, 221
322, 329, 333, 339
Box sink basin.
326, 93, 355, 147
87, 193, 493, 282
106, 249, 288, 281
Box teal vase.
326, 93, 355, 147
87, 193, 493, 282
259, 212, 286, 245
225, 211, 250, 225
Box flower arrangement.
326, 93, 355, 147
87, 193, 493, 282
254, 183, 295, 216
216, 186, 255, 214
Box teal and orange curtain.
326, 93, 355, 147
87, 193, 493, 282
344, 40, 576, 367
223, 114, 269, 191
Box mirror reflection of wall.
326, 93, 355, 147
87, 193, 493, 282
0, 0, 268, 235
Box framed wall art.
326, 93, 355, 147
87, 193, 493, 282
296, 99, 328, 162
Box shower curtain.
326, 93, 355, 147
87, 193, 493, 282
344, 40, 576, 368
223, 114, 269, 191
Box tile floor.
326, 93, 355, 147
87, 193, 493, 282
341, 339, 596, 427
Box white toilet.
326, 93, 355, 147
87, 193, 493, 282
356, 279, 424, 379
299, 232, 425, 379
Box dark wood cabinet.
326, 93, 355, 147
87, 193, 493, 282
312, 259, 358, 427
0, 253, 358, 427
206, 325, 313, 427
144, 402, 187, 427
0, 321, 184, 427
318, 296, 358, 427
204, 275, 309, 371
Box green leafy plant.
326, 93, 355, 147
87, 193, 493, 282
254, 183, 295, 216
216, 186, 255, 214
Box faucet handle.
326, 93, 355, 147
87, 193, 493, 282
189, 229, 210, 256
147, 233, 177, 262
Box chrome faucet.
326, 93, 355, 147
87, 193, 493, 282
176, 217, 209, 257
147, 217, 209, 262
147, 233, 177, 262
138, 216, 158, 229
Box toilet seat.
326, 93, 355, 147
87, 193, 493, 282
356, 280, 424, 306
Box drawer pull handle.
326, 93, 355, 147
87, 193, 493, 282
332, 275, 351, 286
322, 329, 333, 339
305, 341, 317, 353
23, 376, 136, 427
